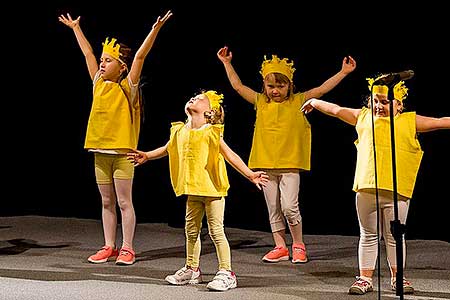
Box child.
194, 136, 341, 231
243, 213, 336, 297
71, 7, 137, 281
58, 10, 172, 265
217, 46, 356, 263
301, 77, 450, 294
128, 90, 269, 291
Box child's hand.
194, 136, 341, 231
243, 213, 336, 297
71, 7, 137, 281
301, 99, 315, 114
217, 46, 232, 64
58, 13, 80, 29
250, 171, 269, 190
127, 150, 149, 166
342, 55, 356, 74
152, 10, 173, 30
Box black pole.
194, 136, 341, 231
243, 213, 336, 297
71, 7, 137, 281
387, 87, 405, 299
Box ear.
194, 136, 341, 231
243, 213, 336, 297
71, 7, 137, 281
119, 63, 128, 75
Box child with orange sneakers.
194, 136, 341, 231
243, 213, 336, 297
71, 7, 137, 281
301, 76, 450, 295
128, 90, 268, 291
217, 46, 356, 264
58, 10, 172, 265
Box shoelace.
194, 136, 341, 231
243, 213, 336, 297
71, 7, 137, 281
293, 247, 305, 253
119, 249, 132, 257
354, 278, 371, 288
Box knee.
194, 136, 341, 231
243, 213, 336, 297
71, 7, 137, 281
283, 207, 301, 225
208, 225, 225, 242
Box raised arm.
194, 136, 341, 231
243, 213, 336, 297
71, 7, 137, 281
303, 56, 357, 100
301, 98, 361, 126
217, 46, 258, 104
127, 141, 169, 166
219, 138, 269, 190
58, 13, 98, 80
128, 10, 173, 84
416, 115, 450, 132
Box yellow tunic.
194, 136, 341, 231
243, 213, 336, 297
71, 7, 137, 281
248, 93, 311, 170
84, 73, 141, 150
353, 107, 423, 198
167, 122, 230, 197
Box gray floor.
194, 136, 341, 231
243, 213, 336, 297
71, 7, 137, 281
0, 216, 449, 300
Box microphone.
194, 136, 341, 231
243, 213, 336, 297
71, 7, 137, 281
372, 70, 415, 86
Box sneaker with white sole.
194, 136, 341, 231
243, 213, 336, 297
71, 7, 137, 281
262, 246, 289, 262
206, 270, 237, 291
391, 277, 414, 294
87, 245, 118, 263
348, 276, 373, 295
165, 266, 202, 285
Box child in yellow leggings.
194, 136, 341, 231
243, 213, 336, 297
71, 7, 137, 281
128, 90, 268, 291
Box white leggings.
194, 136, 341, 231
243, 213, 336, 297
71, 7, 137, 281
263, 170, 301, 232
356, 190, 410, 271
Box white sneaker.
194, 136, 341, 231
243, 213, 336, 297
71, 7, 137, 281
348, 276, 373, 295
206, 270, 237, 291
165, 266, 202, 285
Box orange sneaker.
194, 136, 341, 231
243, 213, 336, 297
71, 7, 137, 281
292, 243, 308, 263
262, 246, 289, 262
116, 247, 136, 265
88, 245, 118, 263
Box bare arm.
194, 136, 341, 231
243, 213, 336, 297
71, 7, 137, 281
301, 98, 361, 126
416, 115, 450, 132
128, 10, 172, 84
303, 56, 357, 100
219, 139, 269, 190
58, 13, 98, 80
217, 46, 258, 104
127, 141, 169, 166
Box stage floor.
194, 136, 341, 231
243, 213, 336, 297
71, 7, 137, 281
0, 216, 449, 300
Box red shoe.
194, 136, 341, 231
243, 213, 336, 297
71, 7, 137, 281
292, 243, 308, 263
88, 245, 118, 263
262, 246, 289, 262
116, 247, 136, 265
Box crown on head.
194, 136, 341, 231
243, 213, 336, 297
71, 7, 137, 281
367, 76, 408, 102
260, 55, 296, 82
102, 37, 123, 63
204, 90, 224, 110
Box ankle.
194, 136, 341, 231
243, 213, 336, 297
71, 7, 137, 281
359, 275, 372, 283
187, 266, 199, 272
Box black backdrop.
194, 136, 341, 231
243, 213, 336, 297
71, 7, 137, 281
7, 1, 449, 242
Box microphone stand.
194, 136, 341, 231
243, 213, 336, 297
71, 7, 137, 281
387, 86, 405, 299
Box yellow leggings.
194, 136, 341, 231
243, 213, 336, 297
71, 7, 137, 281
185, 195, 231, 271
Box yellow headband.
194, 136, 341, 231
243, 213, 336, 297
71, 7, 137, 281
366, 76, 408, 102
204, 90, 224, 110
260, 55, 295, 82
102, 37, 125, 64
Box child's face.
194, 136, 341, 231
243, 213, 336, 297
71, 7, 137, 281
371, 94, 402, 117
99, 53, 125, 82
263, 73, 290, 102
185, 93, 211, 114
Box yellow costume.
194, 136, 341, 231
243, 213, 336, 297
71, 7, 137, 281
84, 72, 141, 150
353, 107, 423, 198
249, 93, 311, 170
167, 122, 230, 197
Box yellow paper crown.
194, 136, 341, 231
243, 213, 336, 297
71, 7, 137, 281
366, 76, 408, 102
102, 37, 123, 63
204, 90, 224, 110
260, 55, 295, 82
